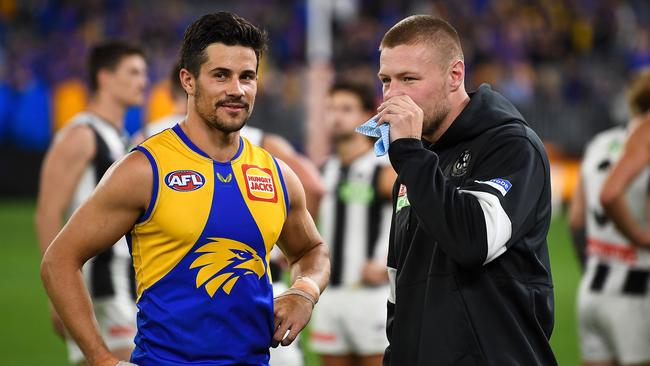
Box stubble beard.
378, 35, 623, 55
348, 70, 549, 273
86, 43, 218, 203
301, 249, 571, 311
422, 98, 451, 138
195, 86, 252, 133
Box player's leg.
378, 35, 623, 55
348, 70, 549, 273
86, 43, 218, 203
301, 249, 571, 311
310, 288, 352, 365
609, 288, 650, 366
579, 261, 616, 366
583, 362, 617, 366
320, 355, 356, 366
359, 355, 385, 366
344, 286, 389, 366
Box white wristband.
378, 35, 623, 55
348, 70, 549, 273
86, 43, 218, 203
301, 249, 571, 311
294, 276, 321, 296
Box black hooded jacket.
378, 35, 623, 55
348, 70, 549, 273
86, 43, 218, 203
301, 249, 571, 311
384, 84, 556, 366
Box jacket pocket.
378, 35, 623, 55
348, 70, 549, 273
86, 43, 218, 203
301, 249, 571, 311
415, 274, 486, 365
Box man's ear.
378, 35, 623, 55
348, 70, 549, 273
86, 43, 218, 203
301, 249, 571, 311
96, 69, 112, 90
180, 68, 196, 96
448, 59, 465, 92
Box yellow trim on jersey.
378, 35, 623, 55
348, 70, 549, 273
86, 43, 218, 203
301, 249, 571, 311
131, 129, 214, 300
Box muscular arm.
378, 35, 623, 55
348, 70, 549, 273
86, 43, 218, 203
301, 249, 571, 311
568, 175, 587, 270
262, 133, 325, 219
35, 124, 95, 255
276, 158, 330, 293
35, 124, 96, 338
600, 120, 650, 246
272, 159, 330, 347
40, 151, 151, 366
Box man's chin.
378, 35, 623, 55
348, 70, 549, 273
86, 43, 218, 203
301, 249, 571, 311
333, 132, 356, 143
210, 119, 247, 134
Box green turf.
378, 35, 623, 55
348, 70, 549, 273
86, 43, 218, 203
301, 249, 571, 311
0, 200, 69, 365
547, 209, 582, 365
0, 200, 581, 365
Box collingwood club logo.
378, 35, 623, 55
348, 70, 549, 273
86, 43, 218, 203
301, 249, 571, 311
451, 149, 471, 177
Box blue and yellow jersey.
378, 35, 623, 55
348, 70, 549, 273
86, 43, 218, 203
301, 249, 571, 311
128, 124, 289, 365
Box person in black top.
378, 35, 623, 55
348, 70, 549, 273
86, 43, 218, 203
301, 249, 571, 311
375, 15, 556, 366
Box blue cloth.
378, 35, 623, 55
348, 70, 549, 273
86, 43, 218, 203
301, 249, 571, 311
355, 116, 390, 156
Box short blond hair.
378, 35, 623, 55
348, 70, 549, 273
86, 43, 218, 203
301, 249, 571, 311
380, 15, 463, 65
628, 68, 650, 117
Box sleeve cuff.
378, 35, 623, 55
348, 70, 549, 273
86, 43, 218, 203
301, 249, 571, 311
388, 138, 425, 173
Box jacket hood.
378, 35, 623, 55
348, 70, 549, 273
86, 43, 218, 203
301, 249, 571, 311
432, 84, 527, 150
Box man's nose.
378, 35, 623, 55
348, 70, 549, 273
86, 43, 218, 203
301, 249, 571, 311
383, 84, 404, 100
226, 78, 244, 96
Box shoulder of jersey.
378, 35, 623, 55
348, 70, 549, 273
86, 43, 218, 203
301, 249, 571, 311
585, 126, 625, 153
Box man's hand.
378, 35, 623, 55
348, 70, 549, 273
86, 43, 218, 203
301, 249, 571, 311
89, 354, 120, 366
361, 261, 389, 286
272, 292, 314, 347
376, 95, 423, 142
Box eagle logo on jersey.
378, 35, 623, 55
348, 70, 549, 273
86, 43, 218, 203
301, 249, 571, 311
189, 238, 266, 298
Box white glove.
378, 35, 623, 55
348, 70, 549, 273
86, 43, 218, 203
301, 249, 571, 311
116, 362, 138, 366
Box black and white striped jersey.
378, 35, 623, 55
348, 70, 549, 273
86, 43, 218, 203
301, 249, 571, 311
65, 112, 134, 299
318, 150, 392, 287
581, 126, 650, 266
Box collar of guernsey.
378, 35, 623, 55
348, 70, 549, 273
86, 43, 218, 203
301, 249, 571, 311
127, 123, 290, 364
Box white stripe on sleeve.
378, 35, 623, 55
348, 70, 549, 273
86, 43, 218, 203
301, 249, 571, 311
458, 190, 512, 264
387, 267, 397, 303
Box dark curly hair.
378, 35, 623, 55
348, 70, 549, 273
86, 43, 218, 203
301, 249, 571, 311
88, 40, 144, 92
180, 12, 268, 77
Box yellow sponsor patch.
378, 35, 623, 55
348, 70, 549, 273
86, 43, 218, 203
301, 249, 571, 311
242, 164, 277, 202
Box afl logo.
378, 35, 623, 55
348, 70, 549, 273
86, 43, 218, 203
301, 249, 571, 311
165, 170, 205, 191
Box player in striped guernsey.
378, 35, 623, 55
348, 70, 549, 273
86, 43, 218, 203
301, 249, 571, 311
577, 68, 650, 366
35, 41, 147, 365
310, 81, 396, 366
41, 12, 330, 366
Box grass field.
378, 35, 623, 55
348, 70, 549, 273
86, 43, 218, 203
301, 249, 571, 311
0, 200, 581, 365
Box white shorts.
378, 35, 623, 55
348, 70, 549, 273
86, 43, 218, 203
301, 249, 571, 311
67, 243, 137, 363
270, 282, 304, 366
309, 285, 389, 356
578, 258, 650, 364
66, 296, 137, 363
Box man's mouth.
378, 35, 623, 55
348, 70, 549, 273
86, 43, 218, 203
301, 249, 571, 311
218, 101, 248, 112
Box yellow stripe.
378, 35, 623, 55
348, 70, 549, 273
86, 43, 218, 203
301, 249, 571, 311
130, 130, 214, 300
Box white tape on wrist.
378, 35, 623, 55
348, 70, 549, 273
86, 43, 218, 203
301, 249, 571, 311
295, 276, 321, 297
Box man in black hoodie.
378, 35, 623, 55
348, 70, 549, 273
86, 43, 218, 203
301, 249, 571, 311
375, 15, 556, 366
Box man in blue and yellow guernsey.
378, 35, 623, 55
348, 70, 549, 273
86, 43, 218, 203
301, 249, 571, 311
41, 12, 331, 366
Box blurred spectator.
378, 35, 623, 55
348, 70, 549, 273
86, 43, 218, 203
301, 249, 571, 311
0, 0, 648, 157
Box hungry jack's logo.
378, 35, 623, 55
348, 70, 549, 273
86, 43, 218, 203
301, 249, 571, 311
190, 237, 266, 298
242, 164, 278, 202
